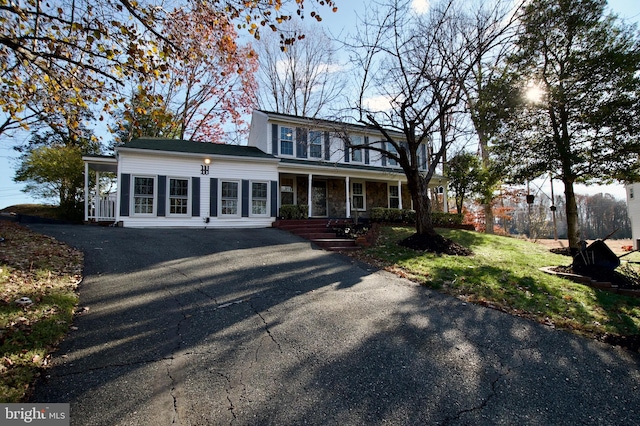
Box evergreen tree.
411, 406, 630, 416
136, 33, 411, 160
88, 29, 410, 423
493, 0, 640, 251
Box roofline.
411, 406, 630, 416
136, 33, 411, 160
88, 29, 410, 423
82, 155, 117, 163
278, 158, 448, 183
255, 110, 407, 140
116, 145, 280, 164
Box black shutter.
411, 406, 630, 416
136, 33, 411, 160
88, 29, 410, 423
421, 144, 427, 169
344, 139, 350, 163
270, 180, 278, 217
210, 178, 218, 217
272, 124, 279, 155
242, 180, 250, 217
364, 136, 370, 165
157, 176, 166, 217
120, 174, 130, 216
324, 132, 330, 160
381, 141, 387, 166
192, 177, 200, 217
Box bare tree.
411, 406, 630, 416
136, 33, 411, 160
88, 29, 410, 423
347, 0, 496, 243
255, 20, 346, 118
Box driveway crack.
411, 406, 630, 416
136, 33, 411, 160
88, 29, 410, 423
250, 302, 283, 354
166, 358, 178, 424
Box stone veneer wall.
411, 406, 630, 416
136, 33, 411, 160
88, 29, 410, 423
327, 179, 346, 217
292, 176, 415, 217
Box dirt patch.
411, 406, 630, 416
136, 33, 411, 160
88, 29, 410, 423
399, 232, 473, 256
535, 238, 633, 256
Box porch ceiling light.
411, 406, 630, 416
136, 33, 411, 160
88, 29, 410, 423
204, 158, 211, 165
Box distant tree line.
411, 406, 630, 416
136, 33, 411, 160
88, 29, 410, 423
471, 189, 631, 240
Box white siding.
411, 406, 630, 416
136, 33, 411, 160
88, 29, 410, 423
627, 183, 640, 249
117, 152, 278, 228
247, 110, 269, 152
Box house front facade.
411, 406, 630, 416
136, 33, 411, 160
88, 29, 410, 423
626, 183, 640, 249
83, 110, 447, 228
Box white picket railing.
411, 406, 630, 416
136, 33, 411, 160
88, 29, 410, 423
88, 194, 116, 221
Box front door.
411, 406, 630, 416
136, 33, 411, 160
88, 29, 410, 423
311, 180, 327, 217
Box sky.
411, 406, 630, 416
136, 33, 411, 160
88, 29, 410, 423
0, 0, 638, 209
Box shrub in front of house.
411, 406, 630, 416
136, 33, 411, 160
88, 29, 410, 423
279, 204, 309, 219
370, 207, 463, 226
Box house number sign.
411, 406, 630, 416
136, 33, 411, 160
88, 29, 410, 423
201, 165, 210, 175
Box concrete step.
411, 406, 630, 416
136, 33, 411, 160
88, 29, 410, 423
311, 238, 359, 249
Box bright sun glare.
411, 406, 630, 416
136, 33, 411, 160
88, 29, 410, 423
525, 83, 545, 103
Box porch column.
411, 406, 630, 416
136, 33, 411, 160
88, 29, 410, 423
345, 176, 351, 218
398, 180, 403, 209
307, 173, 312, 218
84, 162, 89, 222
96, 170, 102, 220
443, 183, 449, 213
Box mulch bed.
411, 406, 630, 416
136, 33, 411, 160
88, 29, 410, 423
399, 233, 473, 256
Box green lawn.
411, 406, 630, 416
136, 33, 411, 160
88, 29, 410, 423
361, 226, 640, 339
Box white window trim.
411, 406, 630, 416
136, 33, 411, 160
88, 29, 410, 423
132, 175, 156, 216
351, 135, 363, 163
279, 125, 295, 158
309, 130, 323, 159
250, 180, 270, 217
351, 180, 366, 211
388, 142, 399, 167
167, 177, 191, 217
388, 183, 400, 209
280, 176, 296, 206
219, 179, 241, 218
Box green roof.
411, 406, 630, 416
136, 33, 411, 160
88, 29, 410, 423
117, 137, 276, 159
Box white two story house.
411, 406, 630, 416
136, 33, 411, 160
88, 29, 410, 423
83, 110, 447, 228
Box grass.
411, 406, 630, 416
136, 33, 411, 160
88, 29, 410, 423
0, 221, 82, 402
0, 204, 61, 219
358, 226, 640, 340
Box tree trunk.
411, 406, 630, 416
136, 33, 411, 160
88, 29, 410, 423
563, 179, 580, 252
477, 126, 495, 235
414, 175, 436, 236
483, 203, 494, 234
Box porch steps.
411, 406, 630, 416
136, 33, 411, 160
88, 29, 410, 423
272, 219, 360, 252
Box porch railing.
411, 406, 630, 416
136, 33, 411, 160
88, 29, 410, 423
88, 194, 116, 221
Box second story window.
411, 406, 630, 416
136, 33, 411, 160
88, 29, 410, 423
387, 143, 399, 166
280, 126, 293, 156
309, 131, 322, 158
351, 136, 363, 162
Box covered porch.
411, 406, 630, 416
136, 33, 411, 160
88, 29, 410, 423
83, 155, 118, 223
278, 165, 448, 219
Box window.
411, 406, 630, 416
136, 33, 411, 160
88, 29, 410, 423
352, 182, 365, 210
631, 187, 635, 199
387, 143, 398, 166
133, 176, 154, 214
280, 177, 294, 205
389, 185, 400, 209
221, 181, 239, 215
252, 182, 268, 216
169, 178, 189, 215
351, 136, 363, 162
280, 126, 294, 156
309, 131, 322, 158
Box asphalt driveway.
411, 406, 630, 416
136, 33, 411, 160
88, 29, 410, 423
28, 224, 640, 425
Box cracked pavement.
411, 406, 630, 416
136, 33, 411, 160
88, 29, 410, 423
28, 225, 640, 425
